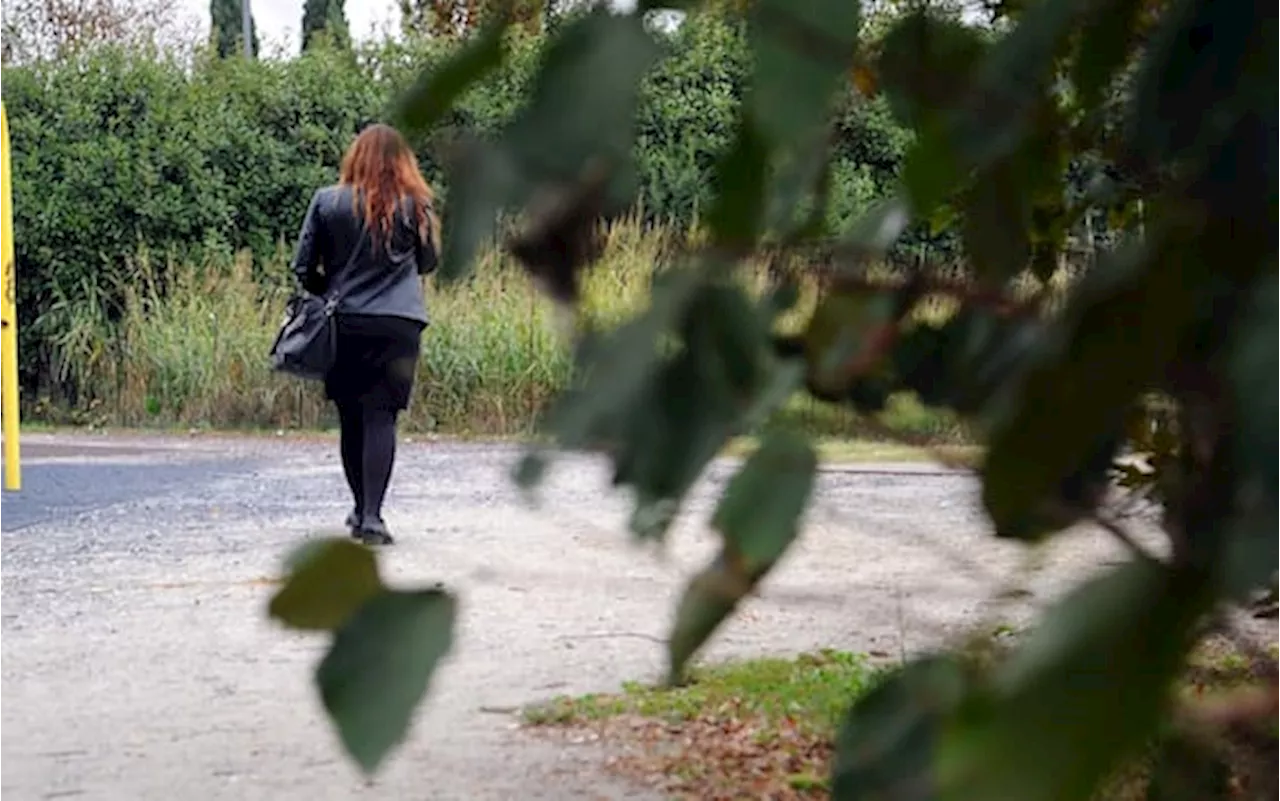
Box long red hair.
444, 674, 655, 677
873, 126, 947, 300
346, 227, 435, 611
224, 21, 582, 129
339, 123, 440, 251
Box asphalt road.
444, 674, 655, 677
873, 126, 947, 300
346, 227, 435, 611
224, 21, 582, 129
1, 431, 1136, 801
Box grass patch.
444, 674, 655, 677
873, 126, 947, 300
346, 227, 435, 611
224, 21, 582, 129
32, 217, 981, 442
525, 649, 874, 731
524, 638, 1276, 800
524, 650, 876, 799
725, 436, 982, 466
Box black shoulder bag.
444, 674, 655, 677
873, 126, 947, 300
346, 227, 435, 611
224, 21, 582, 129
269, 226, 367, 382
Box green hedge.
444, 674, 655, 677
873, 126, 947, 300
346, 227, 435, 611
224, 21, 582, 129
1, 13, 912, 396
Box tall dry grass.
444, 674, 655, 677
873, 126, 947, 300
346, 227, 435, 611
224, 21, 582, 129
40, 219, 972, 440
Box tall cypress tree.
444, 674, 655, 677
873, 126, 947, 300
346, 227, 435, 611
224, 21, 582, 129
301, 0, 349, 51
210, 0, 258, 57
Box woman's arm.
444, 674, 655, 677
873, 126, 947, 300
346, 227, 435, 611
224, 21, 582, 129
292, 191, 325, 294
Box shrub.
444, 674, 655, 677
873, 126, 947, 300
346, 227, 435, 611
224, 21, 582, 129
2, 21, 911, 402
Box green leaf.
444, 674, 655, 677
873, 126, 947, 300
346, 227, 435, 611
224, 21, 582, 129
547, 267, 703, 451
545, 274, 779, 544
615, 356, 735, 540
317, 589, 457, 776
892, 322, 954, 406
611, 281, 776, 541
667, 430, 817, 682
834, 564, 1214, 801
712, 429, 817, 569
706, 113, 770, 250
876, 11, 988, 131
392, 21, 511, 135
503, 11, 660, 185
831, 656, 969, 801
1070, 0, 1144, 111
1227, 267, 1278, 495
747, 0, 860, 149
726, 0, 860, 246
954, 0, 1081, 166
439, 9, 660, 280
970, 112, 1067, 285
1213, 504, 1280, 598
764, 278, 803, 319
981, 220, 1207, 540
901, 0, 1082, 217
874, 12, 987, 216
1128, 0, 1272, 164
961, 156, 1032, 284
901, 121, 962, 219
268, 538, 383, 632
1219, 271, 1279, 599
506, 162, 612, 305
696, 280, 774, 396
437, 141, 521, 282
666, 555, 743, 686
938, 560, 1209, 801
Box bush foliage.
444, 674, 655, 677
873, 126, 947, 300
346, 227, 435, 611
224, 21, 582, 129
2, 14, 910, 396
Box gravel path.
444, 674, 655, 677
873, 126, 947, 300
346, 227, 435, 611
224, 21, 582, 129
1, 431, 1139, 800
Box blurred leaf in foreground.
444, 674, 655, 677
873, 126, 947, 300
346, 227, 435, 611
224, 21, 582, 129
1218, 271, 1279, 600
1071, 0, 1145, 110
938, 560, 1208, 801
740, 0, 860, 243
747, 0, 861, 149
268, 538, 382, 632
900, 0, 1081, 217
317, 589, 457, 776
437, 8, 660, 281
614, 280, 779, 541
981, 219, 1207, 541
392, 19, 512, 136
834, 560, 1209, 801
668, 430, 816, 683
875, 10, 988, 132
831, 656, 969, 801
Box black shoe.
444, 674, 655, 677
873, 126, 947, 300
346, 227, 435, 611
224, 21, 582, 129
358, 516, 395, 546
345, 510, 362, 539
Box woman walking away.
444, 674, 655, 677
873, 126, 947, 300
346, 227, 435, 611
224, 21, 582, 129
290, 123, 439, 546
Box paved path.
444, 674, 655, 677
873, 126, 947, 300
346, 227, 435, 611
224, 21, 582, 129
1, 432, 1139, 800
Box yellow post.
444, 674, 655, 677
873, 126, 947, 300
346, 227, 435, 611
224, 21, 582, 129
1, 101, 21, 491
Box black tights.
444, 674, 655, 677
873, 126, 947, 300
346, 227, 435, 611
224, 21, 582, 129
337, 401, 399, 525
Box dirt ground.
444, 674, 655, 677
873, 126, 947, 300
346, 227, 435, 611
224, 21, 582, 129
1, 431, 1161, 800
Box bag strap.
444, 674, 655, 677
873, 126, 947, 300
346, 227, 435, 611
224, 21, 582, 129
321, 217, 370, 313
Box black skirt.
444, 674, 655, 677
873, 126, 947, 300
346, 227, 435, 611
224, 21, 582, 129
325, 314, 425, 411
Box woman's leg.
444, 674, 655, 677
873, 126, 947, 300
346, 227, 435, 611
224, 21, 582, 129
336, 400, 365, 525
359, 404, 399, 540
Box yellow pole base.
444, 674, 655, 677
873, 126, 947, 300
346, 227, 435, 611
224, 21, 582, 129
1, 101, 21, 491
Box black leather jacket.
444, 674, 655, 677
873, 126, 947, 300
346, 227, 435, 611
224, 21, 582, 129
291, 184, 437, 326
